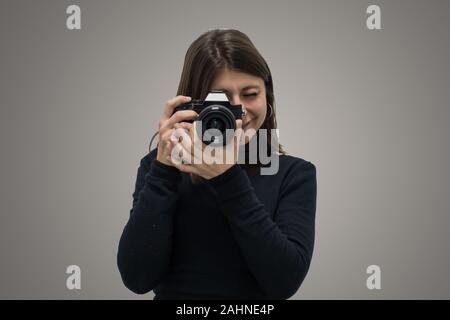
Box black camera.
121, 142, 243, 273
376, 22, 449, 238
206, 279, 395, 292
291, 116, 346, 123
172, 91, 245, 146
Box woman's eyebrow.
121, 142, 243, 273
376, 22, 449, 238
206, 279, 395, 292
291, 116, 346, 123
214, 85, 260, 93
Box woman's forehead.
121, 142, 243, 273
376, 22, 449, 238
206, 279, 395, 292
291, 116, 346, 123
211, 69, 264, 91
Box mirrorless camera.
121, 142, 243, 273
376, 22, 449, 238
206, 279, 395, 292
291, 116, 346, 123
172, 91, 245, 146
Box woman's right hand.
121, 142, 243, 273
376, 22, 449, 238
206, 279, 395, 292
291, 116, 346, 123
156, 95, 199, 166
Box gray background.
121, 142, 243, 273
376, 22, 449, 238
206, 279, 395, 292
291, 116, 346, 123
1, 0, 449, 299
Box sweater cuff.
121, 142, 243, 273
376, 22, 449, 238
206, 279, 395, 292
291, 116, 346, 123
205, 164, 242, 185
148, 159, 181, 184
204, 164, 252, 203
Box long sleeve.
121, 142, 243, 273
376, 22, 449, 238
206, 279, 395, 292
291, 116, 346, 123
117, 150, 181, 294
204, 160, 317, 299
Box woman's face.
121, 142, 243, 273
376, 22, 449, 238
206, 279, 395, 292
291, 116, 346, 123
210, 68, 267, 143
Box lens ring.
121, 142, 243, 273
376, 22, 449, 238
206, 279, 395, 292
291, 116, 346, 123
197, 105, 237, 146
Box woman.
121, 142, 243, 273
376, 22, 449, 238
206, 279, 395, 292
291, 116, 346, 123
117, 29, 317, 299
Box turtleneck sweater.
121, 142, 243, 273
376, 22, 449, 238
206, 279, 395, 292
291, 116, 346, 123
117, 135, 317, 299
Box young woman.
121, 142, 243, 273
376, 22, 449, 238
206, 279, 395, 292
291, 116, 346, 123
117, 29, 317, 299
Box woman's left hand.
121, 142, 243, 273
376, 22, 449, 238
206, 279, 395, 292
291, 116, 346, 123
166, 119, 243, 180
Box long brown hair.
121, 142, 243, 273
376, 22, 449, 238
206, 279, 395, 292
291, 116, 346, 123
150, 28, 286, 184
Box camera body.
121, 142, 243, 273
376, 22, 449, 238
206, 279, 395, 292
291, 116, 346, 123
172, 91, 245, 146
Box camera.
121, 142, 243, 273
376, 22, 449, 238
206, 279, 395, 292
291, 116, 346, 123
172, 91, 245, 146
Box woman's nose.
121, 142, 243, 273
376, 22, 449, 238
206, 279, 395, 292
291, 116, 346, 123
229, 94, 242, 106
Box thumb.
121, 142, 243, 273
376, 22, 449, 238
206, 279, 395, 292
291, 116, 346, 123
233, 119, 244, 148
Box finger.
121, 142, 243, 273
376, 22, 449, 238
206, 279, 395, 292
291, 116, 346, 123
161, 95, 192, 121
174, 122, 201, 150
167, 155, 199, 175
174, 121, 193, 131
175, 121, 206, 158
173, 134, 203, 163
234, 119, 243, 139
176, 131, 206, 166
234, 119, 245, 145
170, 142, 204, 170
169, 141, 192, 165
179, 132, 204, 164
166, 110, 199, 128
174, 122, 197, 145
178, 120, 206, 149
160, 127, 176, 144
172, 126, 194, 153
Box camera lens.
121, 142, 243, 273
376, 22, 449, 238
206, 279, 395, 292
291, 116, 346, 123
197, 105, 237, 146
206, 118, 225, 132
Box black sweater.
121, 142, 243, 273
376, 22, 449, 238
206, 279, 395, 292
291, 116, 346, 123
117, 147, 317, 300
